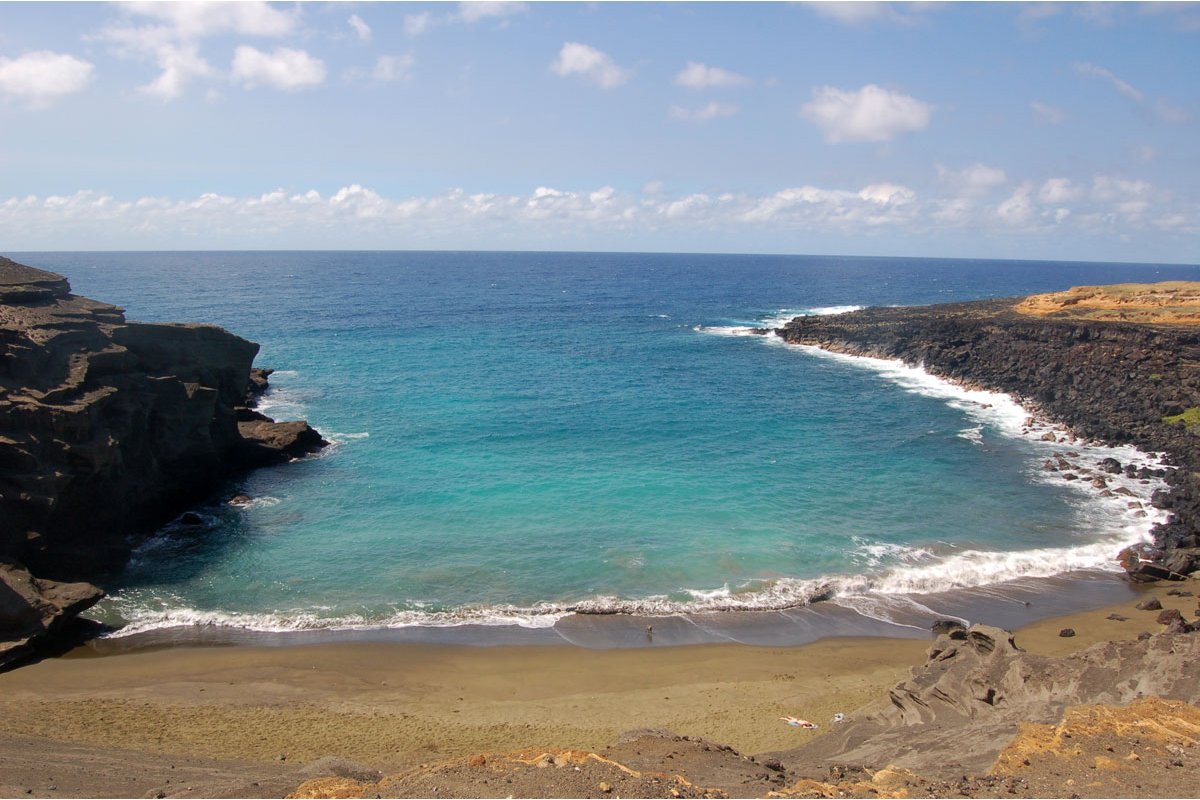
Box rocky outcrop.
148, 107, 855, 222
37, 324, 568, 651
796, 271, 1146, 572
0, 256, 325, 664
0, 562, 105, 666
775, 623, 1200, 779
776, 297, 1200, 576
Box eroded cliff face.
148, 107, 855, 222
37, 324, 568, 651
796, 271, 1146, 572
776, 299, 1200, 575
0, 256, 325, 663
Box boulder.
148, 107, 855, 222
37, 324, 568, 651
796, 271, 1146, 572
0, 562, 104, 667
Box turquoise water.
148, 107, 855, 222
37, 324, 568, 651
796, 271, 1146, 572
17, 251, 1200, 636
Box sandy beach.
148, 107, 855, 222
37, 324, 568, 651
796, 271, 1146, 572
1, 576, 1195, 798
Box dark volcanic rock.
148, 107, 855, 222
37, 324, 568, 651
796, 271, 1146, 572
773, 623, 1200, 780
776, 299, 1200, 576
0, 256, 326, 656
0, 562, 103, 667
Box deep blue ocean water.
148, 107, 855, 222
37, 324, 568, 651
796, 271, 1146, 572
16, 251, 1200, 638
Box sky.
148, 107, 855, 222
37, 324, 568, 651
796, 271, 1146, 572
0, 1, 1197, 262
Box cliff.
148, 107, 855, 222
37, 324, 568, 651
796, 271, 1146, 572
774, 291, 1200, 578
0, 256, 325, 664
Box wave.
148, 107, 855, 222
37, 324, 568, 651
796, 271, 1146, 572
693, 305, 864, 339
104, 528, 1148, 636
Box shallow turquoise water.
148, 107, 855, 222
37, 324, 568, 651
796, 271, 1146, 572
17, 251, 1200, 633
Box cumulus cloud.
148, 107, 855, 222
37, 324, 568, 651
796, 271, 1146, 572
805, 1, 926, 26
551, 42, 630, 89
0, 51, 94, 107
997, 182, 1036, 225
117, 1, 298, 39
457, 2, 528, 24
801, 84, 931, 143
3, 172, 1191, 249
1073, 61, 1143, 102
348, 14, 372, 42
1031, 100, 1068, 125
1039, 178, 1081, 204
674, 62, 750, 89
92, 0, 298, 99
231, 46, 326, 91
669, 101, 739, 122
937, 163, 1007, 196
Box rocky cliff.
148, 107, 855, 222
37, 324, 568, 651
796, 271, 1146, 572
775, 296, 1200, 577
0, 256, 325, 664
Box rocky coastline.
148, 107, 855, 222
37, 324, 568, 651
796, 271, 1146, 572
0, 256, 326, 666
772, 294, 1200, 582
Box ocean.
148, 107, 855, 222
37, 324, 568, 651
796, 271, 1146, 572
18, 251, 1200, 647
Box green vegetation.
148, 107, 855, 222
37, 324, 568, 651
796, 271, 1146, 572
1163, 407, 1200, 429
1150, 373, 1163, 380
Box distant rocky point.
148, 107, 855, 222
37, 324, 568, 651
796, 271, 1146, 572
776, 285, 1200, 584
0, 256, 326, 666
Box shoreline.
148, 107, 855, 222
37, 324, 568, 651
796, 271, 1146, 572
1, 577, 1193, 798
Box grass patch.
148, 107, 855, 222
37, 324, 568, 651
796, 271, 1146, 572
1163, 407, 1200, 429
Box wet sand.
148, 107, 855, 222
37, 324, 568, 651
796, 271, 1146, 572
0, 576, 1194, 797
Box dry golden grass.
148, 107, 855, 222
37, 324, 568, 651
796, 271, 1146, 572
1014, 282, 1200, 325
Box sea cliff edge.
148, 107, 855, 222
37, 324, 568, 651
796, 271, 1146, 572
0, 256, 326, 666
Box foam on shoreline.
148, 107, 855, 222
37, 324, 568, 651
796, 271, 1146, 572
100, 305, 1171, 641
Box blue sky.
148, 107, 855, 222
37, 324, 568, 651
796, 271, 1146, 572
0, 1, 1197, 262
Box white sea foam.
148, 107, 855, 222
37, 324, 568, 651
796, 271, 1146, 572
694, 306, 865, 340
105, 603, 573, 638
958, 425, 984, 445
229, 495, 281, 509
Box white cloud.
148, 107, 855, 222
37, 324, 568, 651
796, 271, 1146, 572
138, 42, 215, 100
231, 46, 326, 91
372, 54, 415, 82
551, 42, 630, 89
3, 172, 1189, 249
674, 62, 750, 89
0, 51, 94, 107
1073, 61, 1143, 102
117, 1, 297, 39
858, 183, 916, 204
669, 101, 739, 122
93, 1, 297, 99
348, 14, 372, 42
1039, 178, 1081, 204
801, 84, 931, 143
405, 12, 434, 36
805, 2, 925, 26
457, 2, 528, 24
937, 163, 1007, 196
997, 182, 1036, 225
1031, 100, 1068, 125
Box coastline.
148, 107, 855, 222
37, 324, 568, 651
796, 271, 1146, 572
1, 578, 1193, 798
